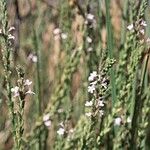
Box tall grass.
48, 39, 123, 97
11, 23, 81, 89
0, 0, 150, 149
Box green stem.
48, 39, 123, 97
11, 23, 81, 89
130, 53, 149, 149
105, 0, 116, 104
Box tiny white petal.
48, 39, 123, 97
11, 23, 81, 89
85, 101, 93, 107
69, 129, 74, 133
85, 112, 92, 117
11, 86, 19, 92
86, 36, 92, 43
11, 86, 19, 97
8, 26, 15, 32
146, 38, 150, 43
141, 20, 147, 27
57, 127, 65, 135
59, 122, 64, 127
114, 117, 122, 126
28, 54, 37, 63
99, 110, 104, 117
127, 117, 131, 123
58, 108, 64, 113
24, 79, 32, 86
43, 114, 50, 122
127, 24, 134, 31
90, 80, 97, 85
88, 71, 97, 81
87, 47, 93, 52
32, 56, 37, 62
44, 120, 51, 127
61, 33, 68, 39
25, 89, 35, 95
53, 28, 61, 35
140, 29, 145, 35
98, 100, 104, 107
87, 13, 94, 20
88, 85, 95, 93
8, 34, 15, 40
0, 29, 2, 34
101, 82, 108, 89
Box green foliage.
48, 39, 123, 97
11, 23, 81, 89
0, 0, 150, 149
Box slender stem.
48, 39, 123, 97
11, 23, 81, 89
130, 53, 149, 148
105, 0, 116, 104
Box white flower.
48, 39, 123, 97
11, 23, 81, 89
127, 24, 134, 31
43, 114, 51, 127
85, 100, 93, 107
32, 56, 37, 62
85, 112, 92, 117
141, 20, 147, 27
101, 82, 108, 89
0, 29, 2, 34
127, 117, 131, 123
69, 128, 74, 133
114, 117, 122, 126
57, 127, 65, 135
61, 33, 68, 39
11, 86, 19, 97
8, 34, 15, 40
87, 13, 94, 20
53, 28, 61, 35
8, 26, 15, 32
25, 89, 35, 95
140, 29, 145, 35
24, 79, 32, 86
88, 71, 97, 81
43, 114, 50, 122
90, 80, 97, 86
98, 100, 104, 107
59, 122, 64, 127
44, 120, 51, 127
58, 108, 64, 113
86, 36, 92, 43
28, 54, 37, 63
99, 110, 104, 117
88, 85, 95, 93
146, 38, 150, 42
87, 47, 93, 52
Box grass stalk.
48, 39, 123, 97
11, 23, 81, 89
105, 0, 116, 104
130, 52, 149, 149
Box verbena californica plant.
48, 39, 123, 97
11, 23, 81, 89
0, 0, 150, 149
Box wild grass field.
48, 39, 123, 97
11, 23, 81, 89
0, 0, 150, 149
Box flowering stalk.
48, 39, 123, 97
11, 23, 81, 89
0, 0, 16, 148
10, 67, 35, 149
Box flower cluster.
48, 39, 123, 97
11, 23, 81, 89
85, 13, 96, 29
127, 19, 150, 44
85, 71, 109, 118
56, 121, 74, 138
0, 26, 15, 46
127, 19, 147, 32
87, 71, 109, 94
114, 116, 131, 126
11, 79, 35, 98
28, 53, 37, 63
53, 28, 68, 40
43, 113, 51, 127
